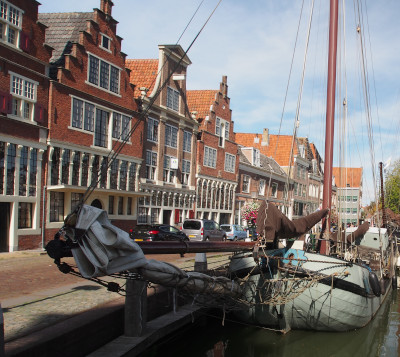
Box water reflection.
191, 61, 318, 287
144, 291, 399, 357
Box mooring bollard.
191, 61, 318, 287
194, 252, 207, 272
124, 278, 147, 337
0, 303, 5, 357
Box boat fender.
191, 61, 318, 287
380, 279, 386, 295
392, 276, 397, 289
368, 272, 380, 297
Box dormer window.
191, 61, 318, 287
167, 86, 179, 111
252, 148, 260, 167
100, 33, 111, 52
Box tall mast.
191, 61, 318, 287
320, 0, 339, 254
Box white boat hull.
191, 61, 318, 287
229, 250, 393, 332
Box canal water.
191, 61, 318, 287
144, 290, 399, 357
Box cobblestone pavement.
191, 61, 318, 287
0, 250, 231, 342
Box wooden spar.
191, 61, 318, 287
136, 241, 255, 254
320, 0, 339, 254
380, 162, 387, 228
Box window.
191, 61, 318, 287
166, 86, 179, 111
183, 131, 192, 152
6, 143, 15, 195
216, 118, 229, 147
242, 175, 250, 193
29, 148, 37, 196
71, 151, 80, 186
61, 149, 70, 184
353, 196, 358, 202
118, 196, 123, 215
10, 73, 37, 121
110, 159, 119, 189
119, 161, 127, 190
151, 208, 159, 224
182, 159, 190, 185
128, 162, 136, 191
18, 202, 32, 228
88, 54, 120, 94
100, 33, 111, 51
271, 182, 278, 198
71, 193, 83, 212
108, 196, 114, 214
165, 124, 178, 148
147, 117, 158, 142
224, 153, 235, 173
163, 156, 176, 183
259, 179, 266, 196
138, 207, 147, 223
19, 146, 28, 196
94, 108, 108, 147
0, 1, 22, 48
127, 197, 132, 215
252, 149, 260, 167
204, 146, 217, 168
81, 154, 89, 187
112, 113, 130, 140
50, 191, 64, 222
146, 151, 157, 180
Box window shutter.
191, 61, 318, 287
34, 103, 47, 124
0, 91, 8, 114
174, 209, 180, 224
189, 210, 194, 219
19, 32, 30, 52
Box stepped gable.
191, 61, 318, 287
332, 167, 363, 188
235, 132, 299, 167
126, 59, 159, 98
38, 12, 93, 64
186, 90, 218, 122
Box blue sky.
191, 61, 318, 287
38, 0, 400, 205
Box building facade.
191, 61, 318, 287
187, 76, 238, 224
127, 45, 199, 226
0, 0, 51, 251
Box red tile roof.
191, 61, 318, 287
186, 90, 217, 120
332, 167, 363, 188
125, 59, 159, 98
235, 132, 299, 167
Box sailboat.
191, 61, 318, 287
227, 0, 397, 332
45, 0, 396, 335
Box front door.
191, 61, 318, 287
0, 203, 10, 252
163, 210, 172, 225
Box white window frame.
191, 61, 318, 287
182, 159, 190, 185
271, 182, 278, 198
112, 112, 130, 141
252, 148, 260, 167
183, 131, 192, 152
242, 175, 250, 193
166, 86, 179, 111
259, 179, 266, 196
100, 32, 112, 52
86, 52, 121, 95
147, 117, 158, 142
165, 124, 178, 148
204, 146, 217, 168
0, 1, 23, 48
224, 153, 235, 173
9, 71, 37, 121
163, 155, 176, 183
146, 150, 157, 180
216, 117, 229, 147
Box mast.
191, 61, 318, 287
379, 162, 387, 228
320, 0, 339, 254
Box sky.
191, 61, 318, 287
38, 0, 400, 206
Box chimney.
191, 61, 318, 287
100, 0, 113, 16
220, 75, 228, 98
262, 128, 269, 146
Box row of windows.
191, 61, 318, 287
49, 192, 135, 222
50, 147, 137, 191
294, 182, 307, 197
88, 54, 120, 94
71, 97, 131, 147
0, 142, 38, 197
339, 196, 358, 202
196, 180, 234, 211
339, 207, 358, 214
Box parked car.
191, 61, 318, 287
220, 224, 248, 241
129, 224, 189, 242
182, 219, 226, 241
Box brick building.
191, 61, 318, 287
236, 146, 289, 225
187, 76, 238, 224
126, 45, 199, 226
0, 0, 51, 251
38, 0, 144, 241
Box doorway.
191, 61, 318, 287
0, 203, 10, 252
163, 210, 172, 224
